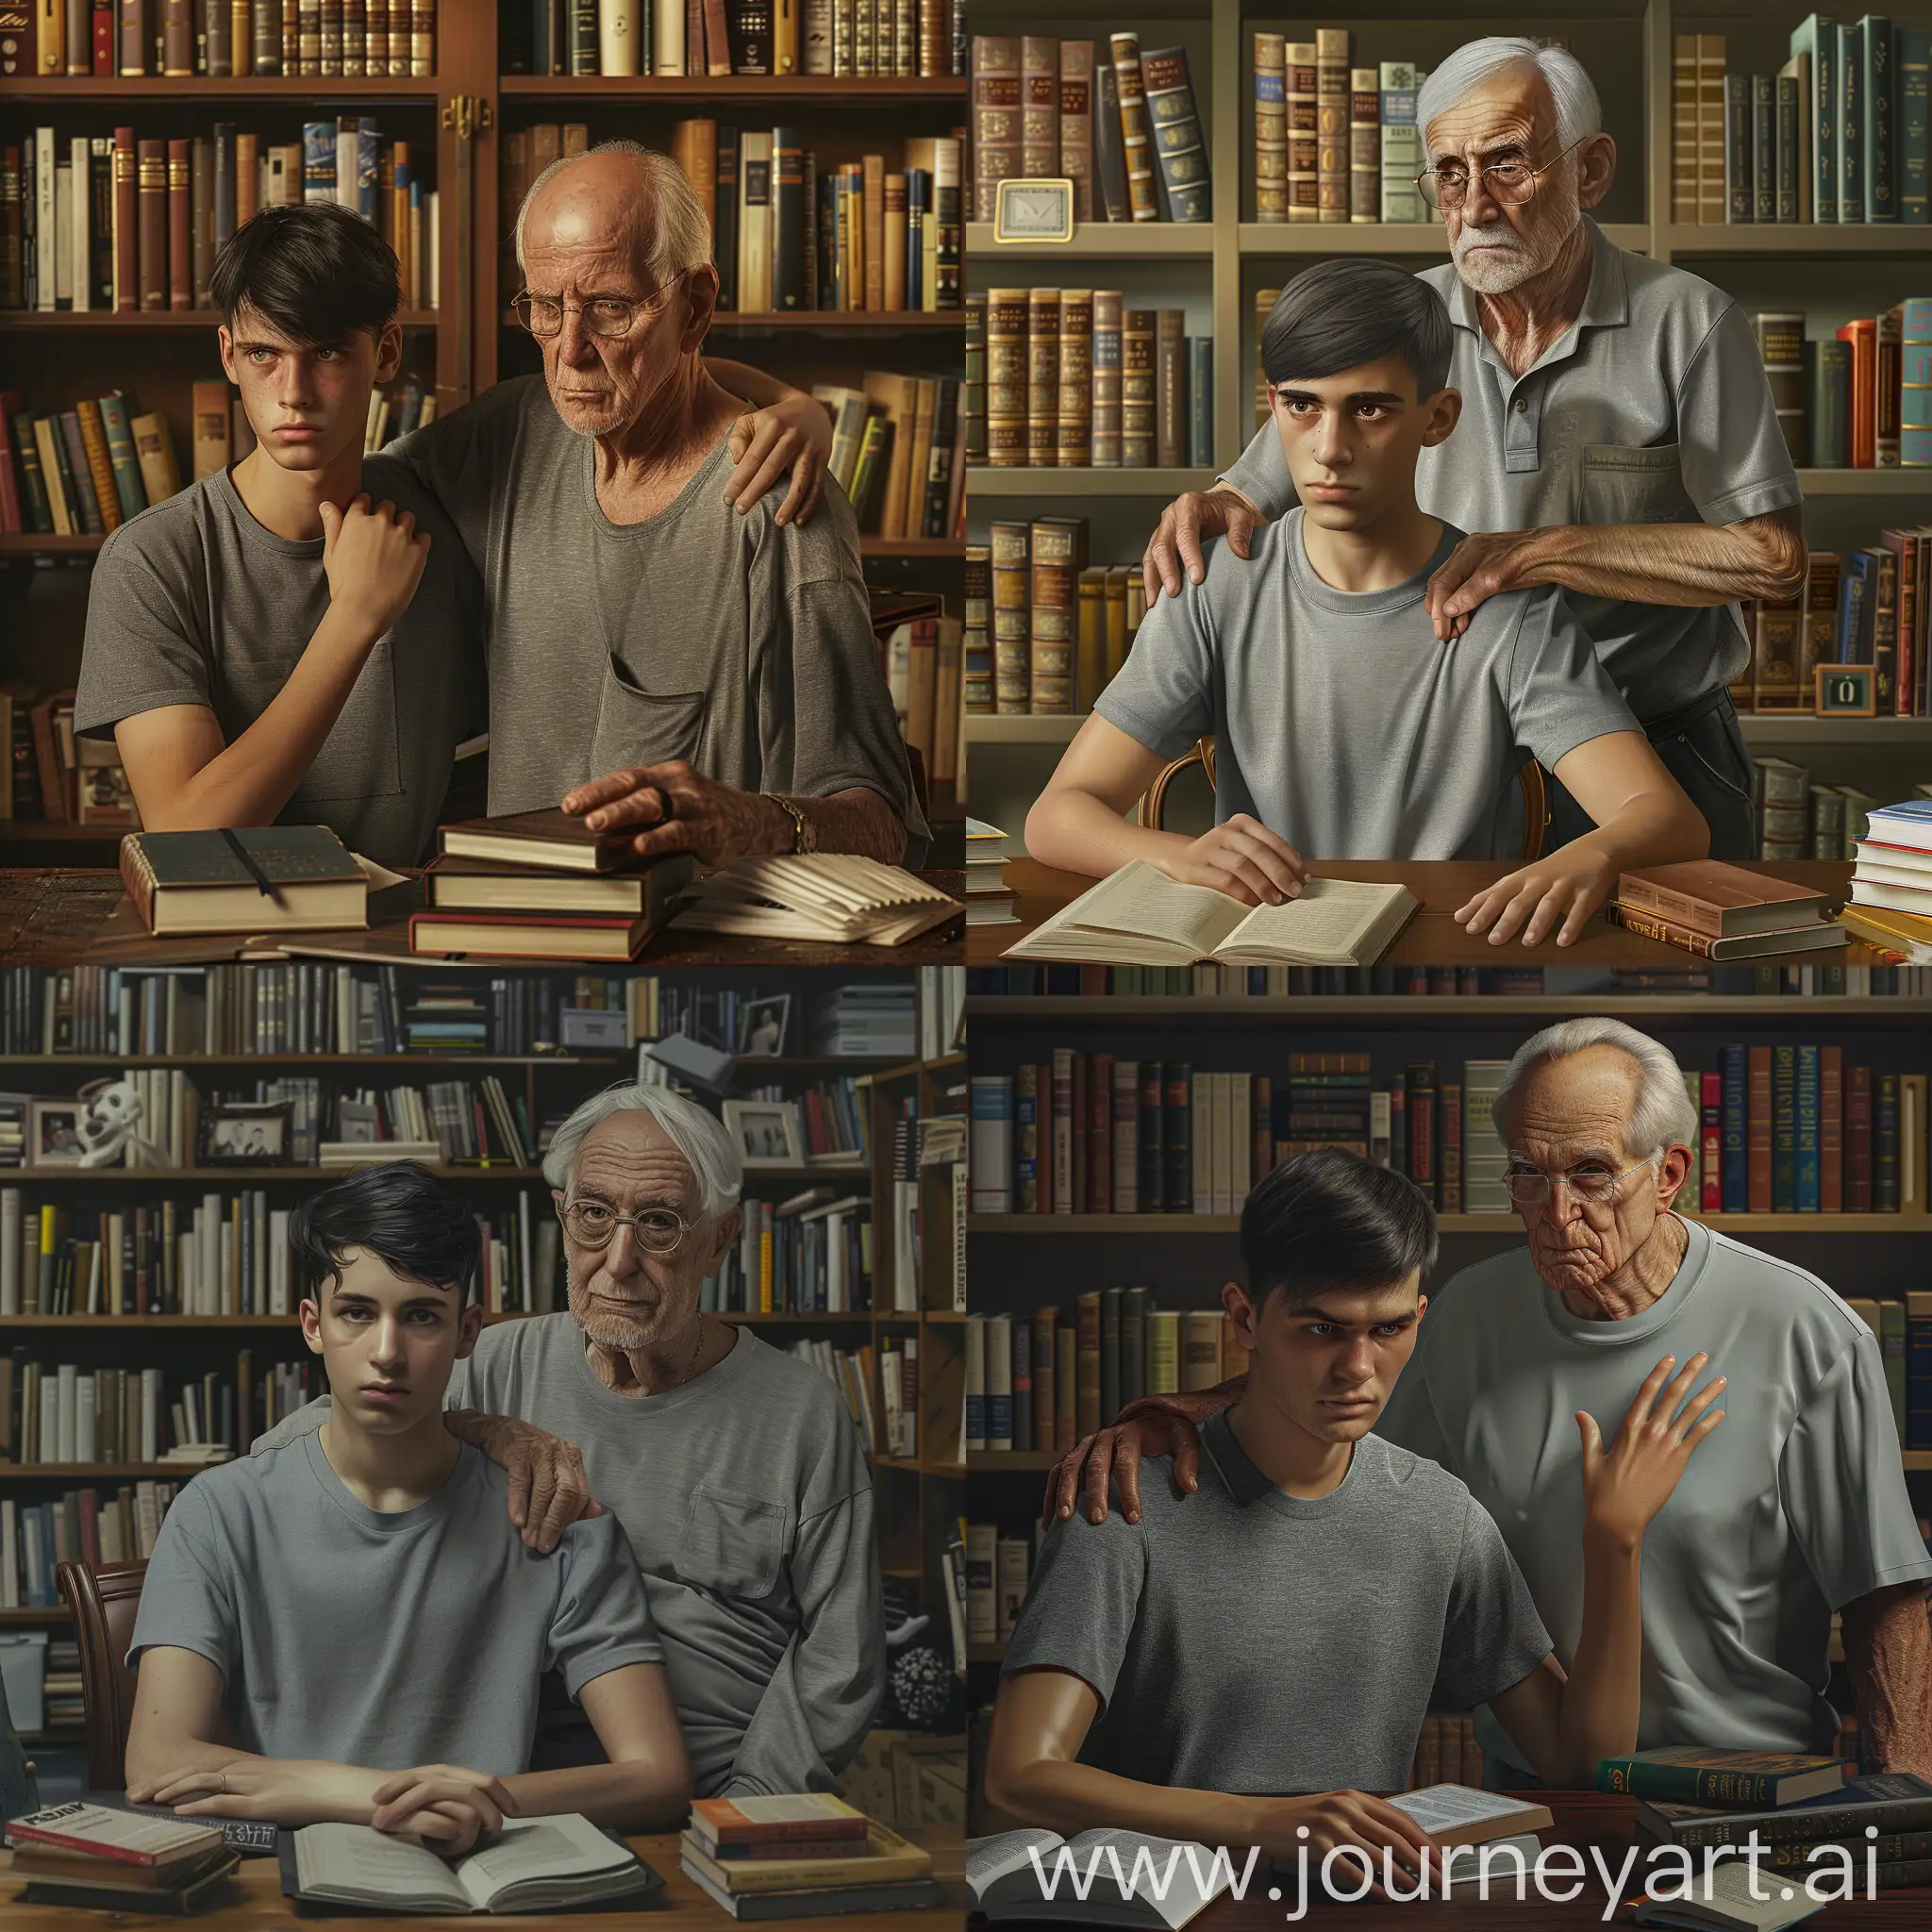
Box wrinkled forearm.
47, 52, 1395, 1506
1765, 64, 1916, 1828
789, 787, 908, 864
442, 1408, 510, 1456
1843, 1583, 1932, 1777
1515, 511, 1807, 608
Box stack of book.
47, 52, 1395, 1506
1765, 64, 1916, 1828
975, 519, 1147, 715
965, 818, 1017, 925
1253, 35, 1432, 224
1606, 861, 1846, 960
1848, 799, 1932, 938
679, 1795, 943, 1919
4, 1804, 237, 1913
15, 0, 437, 76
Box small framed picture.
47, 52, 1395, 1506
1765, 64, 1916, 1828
336, 1099, 380, 1146
27, 1099, 87, 1168
203, 1101, 294, 1167
1816, 664, 1877, 717
738, 994, 791, 1058
992, 178, 1075, 243
722, 1099, 804, 1170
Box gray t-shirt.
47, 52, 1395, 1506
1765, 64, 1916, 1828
1379, 1219, 1932, 1775
1094, 509, 1638, 859
128, 1434, 659, 1774
73, 458, 485, 868
380, 377, 928, 861
1001, 1417, 1552, 1794
260, 1321, 883, 1799
1224, 219, 1804, 720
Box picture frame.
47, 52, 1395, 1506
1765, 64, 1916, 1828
335, 1099, 381, 1146
738, 994, 791, 1058
202, 1101, 294, 1168
27, 1098, 87, 1169
1815, 664, 1877, 717
722, 1098, 805, 1170
992, 178, 1075, 244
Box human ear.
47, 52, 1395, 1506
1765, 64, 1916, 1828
374, 318, 405, 384
1574, 134, 1616, 211
1421, 387, 1461, 448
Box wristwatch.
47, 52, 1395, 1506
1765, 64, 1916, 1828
772, 795, 817, 855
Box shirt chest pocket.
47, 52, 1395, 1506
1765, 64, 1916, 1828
1577, 441, 1701, 527
588, 659, 708, 779
221, 635, 405, 807
678, 1484, 787, 1602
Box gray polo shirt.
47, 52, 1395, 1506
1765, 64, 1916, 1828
1002, 1416, 1553, 1794
1224, 219, 1804, 720
1379, 1219, 1932, 1776
379, 377, 928, 862
129, 1435, 660, 1774
73, 458, 485, 868
1094, 508, 1639, 859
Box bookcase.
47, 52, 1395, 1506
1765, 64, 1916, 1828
0, 958, 968, 1770
1, 0, 969, 858
961, 0, 1932, 845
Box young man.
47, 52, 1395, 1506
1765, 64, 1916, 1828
983, 1150, 1724, 1882
1023, 260, 1709, 949
125, 1162, 690, 1850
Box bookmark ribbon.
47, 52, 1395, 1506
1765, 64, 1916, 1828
220, 827, 276, 898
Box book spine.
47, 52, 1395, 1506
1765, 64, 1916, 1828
1315, 25, 1347, 224
1109, 32, 1158, 223
1866, 16, 1894, 220
1287, 41, 1317, 222
1120, 307, 1153, 465
1348, 65, 1377, 221
969, 33, 1019, 223
1154, 308, 1184, 467
1253, 32, 1286, 223
1019, 33, 1057, 179
1140, 44, 1209, 222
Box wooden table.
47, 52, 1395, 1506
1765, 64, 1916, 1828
0, 1827, 964, 1929
0, 870, 965, 969
973, 858, 1881, 970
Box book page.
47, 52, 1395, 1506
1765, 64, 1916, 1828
456, 1815, 631, 1908
1390, 1785, 1541, 1833
1072, 1829, 1225, 1925
1063, 864, 1248, 953
967, 1828, 1067, 1902
293, 1824, 470, 1910
1215, 878, 1404, 962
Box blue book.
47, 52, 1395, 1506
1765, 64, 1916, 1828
964, 1317, 985, 1448
1796, 1044, 1821, 1210
1791, 16, 1840, 221
1188, 337, 1213, 467
1720, 1043, 1749, 1211
1772, 1045, 1797, 1211
301, 121, 335, 205
1867, 799, 1932, 842
1840, 19, 1867, 222
1838, 551, 1873, 659
969, 1075, 1013, 1214
1902, 29, 1930, 223
1903, 296, 1932, 467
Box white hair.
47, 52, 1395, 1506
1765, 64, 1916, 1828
1416, 36, 1603, 157
513, 139, 714, 289
541, 1079, 742, 1217
1492, 1018, 1699, 1161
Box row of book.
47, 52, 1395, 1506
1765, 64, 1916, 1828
501, 0, 966, 80
967, 291, 1211, 470
971, 34, 1206, 225
13, 0, 435, 77
784, 1338, 880, 1459
962, 1298, 1251, 1452
739, 1074, 874, 1162
1754, 762, 1930, 866
1, 1487, 177, 1610
814, 374, 964, 540
6, 119, 440, 315
876, 1329, 916, 1457
0, 388, 182, 544
1754, 303, 1932, 469
1253, 36, 1434, 225
1672, 24, 1932, 226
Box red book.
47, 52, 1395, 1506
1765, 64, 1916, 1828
1070, 1050, 1087, 1212
166, 136, 192, 311
1820, 1046, 1844, 1214
0, 394, 22, 533
1846, 1066, 1874, 1211
1746, 1045, 1774, 1213
1836, 318, 1876, 468
1700, 1071, 1722, 1212
92, 1, 112, 69
690, 1798, 868, 1848
113, 125, 137, 308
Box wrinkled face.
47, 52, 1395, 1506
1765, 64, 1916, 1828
1507, 1047, 1680, 1305
558, 1110, 733, 1355
1426, 64, 1583, 295
220, 302, 396, 473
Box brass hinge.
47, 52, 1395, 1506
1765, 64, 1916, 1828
441, 94, 493, 143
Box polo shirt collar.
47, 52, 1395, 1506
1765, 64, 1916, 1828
1447, 214, 1629, 357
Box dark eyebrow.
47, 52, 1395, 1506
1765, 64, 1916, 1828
1300, 1303, 1416, 1328
330, 1289, 454, 1311
1275, 388, 1406, 409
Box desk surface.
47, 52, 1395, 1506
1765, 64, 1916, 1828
0, 1827, 964, 1930
0, 871, 965, 970
974, 859, 1881, 971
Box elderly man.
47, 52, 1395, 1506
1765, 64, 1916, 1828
257, 1084, 883, 1799
383, 139, 927, 868
1144, 38, 1806, 859
1048, 1019, 1932, 1785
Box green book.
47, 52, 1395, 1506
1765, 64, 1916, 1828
1121, 1283, 1149, 1408
11, 410, 53, 533
1880, 1299, 1907, 1437
1901, 27, 1929, 223
1791, 15, 1840, 221
1840, 18, 1866, 222
1863, 14, 1895, 219
1805, 338, 1850, 465
96, 391, 149, 525
846, 412, 889, 529
1597, 1750, 1846, 1807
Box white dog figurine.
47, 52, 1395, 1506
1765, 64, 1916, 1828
76, 1077, 167, 1169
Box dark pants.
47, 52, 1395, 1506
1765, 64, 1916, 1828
0, 1673, 34, 1822
1547, 688, 1757, 860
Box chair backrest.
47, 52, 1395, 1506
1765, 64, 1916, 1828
1138, 734, 1550, 863
55, 1559, 148, 1791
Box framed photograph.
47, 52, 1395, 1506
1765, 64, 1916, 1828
992, 178, 1075, 243
1816, 664, 1877, 717
738, 994, 791, 1058
203, 1101, 294, 1167
27, 1099, 87, 1168
336, 1099, 380, 1146
722, 1099, 805, 1170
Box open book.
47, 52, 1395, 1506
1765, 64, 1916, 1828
967, 1827, 1236, 1928
287, 1815, 658, 1915
1006, 863, 1417, 967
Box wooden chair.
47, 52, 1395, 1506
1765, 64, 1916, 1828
55, 1558, 149, 1791
1137, 734, 1551, 863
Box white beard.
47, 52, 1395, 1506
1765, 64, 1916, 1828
1450, 203, 1578, 294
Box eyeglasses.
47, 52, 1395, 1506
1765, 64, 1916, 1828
1502, 1156, 1657, 1206
559, 1199, 696, 1254
511, 280, 681, 339
1416, 137, 1590, 211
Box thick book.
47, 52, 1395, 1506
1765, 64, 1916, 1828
425, 851, 693, 915
19, 1851, 241, 1913
1140, 44, 1209, 222
1005, 864, 1418, 968
408, 908, 660, 961
681, 1859, 943, 1919
969, 1827, 1230, 1927
1596, 1749, 1845, 1807
437, 807, 646, 874
691, 1797, 870, 1850
120, 825, 369, 935
1635, 1774, 1932, 1849
1607, 902, 1847, 959
1613, 862, 1835, 937
681, 1822, 925, 1890
5, 1802, 224, 1870
1388, 1785, 1553, 1847
670, 856, 960, 946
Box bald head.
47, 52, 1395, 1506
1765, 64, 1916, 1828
514, 140, 712, 289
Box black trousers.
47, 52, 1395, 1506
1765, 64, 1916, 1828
1546, 687, 1757, 861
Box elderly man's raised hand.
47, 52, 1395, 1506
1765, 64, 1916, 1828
1141, 489, 1268, 606
724, 394, 829, 527
1576, 1352, 1726, 1549
320, 494, 431, 641
563, 762, 791, 867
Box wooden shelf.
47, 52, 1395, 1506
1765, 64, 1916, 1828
0, 535, 104, 558
10, 1166, 545, 1183
0, 1310, 880, 1327
1663, 223, 1932, 257
0, 1605, 71, 1623
1238, 221, 1653, 257
966, 222, 1214, 259
1796, 471, 1932, 497
966, 994, 1932, 1024
967, 466, 1215, 497
1739, 716, 1932, 741
0, 1462, 220, 1478
969, 1211, 1932, 1235
0, 1054, 616, 1068
0, 308, 437, 331
505, 308, 960, 332
0, 76, 438, 100
497, 76, 966, 102
860, 538, 966, 558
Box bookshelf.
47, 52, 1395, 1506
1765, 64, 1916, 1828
961, 0, 1932, 839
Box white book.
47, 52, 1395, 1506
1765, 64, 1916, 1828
597, 0, 639, 74
75, 1372, 97, 1463
1191, 1072, 1210, 1215
70, 134, 91, 309
57, 1363, 77, 1463
738, 131, 773, 314
802, 0, 832, 74
55, 160, 75, 309
987, 1312, 1013, 1451
1, 1188, 20, 1316
652, 0, 685, 74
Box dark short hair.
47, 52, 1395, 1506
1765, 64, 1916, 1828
211, 203, 400, 349
290, 1162, 480, 1311
1240, 1148, 1438, 1313
1259, 260, 1454, 400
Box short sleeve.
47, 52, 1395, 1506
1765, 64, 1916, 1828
1430, 1499, 1553, 1713
1503, 591, 1644, 773
381, 386, 521, 578
74, 528, 216, 738
998, 1492, 1146, 1716
1091, 580, 1219, 761
1675, 305, 1805, 526
544, 1511, 665, 1701
1220, 421, 1296, 520
125, 1484, 239, 1682
1781, 1334, 1932, 1610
